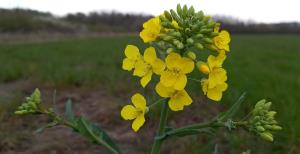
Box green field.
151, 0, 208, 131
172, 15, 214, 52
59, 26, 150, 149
0, 35, 299, 153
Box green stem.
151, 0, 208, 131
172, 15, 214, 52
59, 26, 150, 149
166, 120, 223, 136
150, 99, 169, 154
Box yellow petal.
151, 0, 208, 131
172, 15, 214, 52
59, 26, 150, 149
168, 90, 192, 111
165, 52, 181, 69
207, 88, 223, 101
180, 57, 194, 74
133, 60, 149, 77
125, 45, 140, 59
201, 79, 209, 94
132, 115, 145, 132
122, 58, 135, 71
160, 71, 176, 87
220, 30, 231, 43
173, 74, 187, 90
208, 68, 227, 88
168, 98, 184, 111
152, 59, 166, 75
155, 82, 174, 98
141, 71, 153, 88
121, 105, 137, 120
131, 93, 146, 110
144, 47, 157, 64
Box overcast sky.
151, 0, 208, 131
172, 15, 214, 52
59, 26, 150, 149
0, 0, 299, 23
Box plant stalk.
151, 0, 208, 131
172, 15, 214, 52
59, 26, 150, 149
150, 100, 169, 154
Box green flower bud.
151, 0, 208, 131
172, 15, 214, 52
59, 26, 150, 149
162, 35, 173, 41
266, 111, 276, 118
187, 38, 194, 45
200, 29, 211, 34
264, 124, 272, 130
188, 6, 195, 15
195, 43, 204, 50
170, 31, 181, 38
203, 16, 211, 23
164, 11, 173, 21
195, 34, 204, 39
196, 11, 204, 20
170, 9, 182, 25
205, 45, 218, 51
176, 4, 183, 17
187, 51, 196, 60
185, 28, 191, 33
203, 38, 213, 44
16, 110, 29, 115
207, 21, 216, 28
263, 102, 272, 110
256, 126, 265, 132
255, 99, 266, 109
271, 125, 282, 131
182, 5, 188, 17
210, 32, 219, 37
166, 48, 173, 54
260, 132, 273, 142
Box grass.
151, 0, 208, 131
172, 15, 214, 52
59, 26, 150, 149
0, 34, 299, 153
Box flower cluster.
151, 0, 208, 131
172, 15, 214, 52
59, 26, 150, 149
121, 4, 231, 132
247, 99, 282, 142
15, 89, 41, 115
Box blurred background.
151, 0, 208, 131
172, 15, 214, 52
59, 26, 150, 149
0, 0, 299, 153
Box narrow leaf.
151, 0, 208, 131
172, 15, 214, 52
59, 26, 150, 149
218, 92, 246, 121
65, 99, 75, 122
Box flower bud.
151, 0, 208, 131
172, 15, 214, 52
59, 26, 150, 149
263, 102, 272, 110
271, 125, 282, 131
197, 61, 210, 74
210, 32, 219, 37
196, 11, 204, 20
164, 11, 173, 21
187, 51, 196, 60
166, 48, 173, 54
260, 132, 273, 142
195, 43, 204, 50
170, 31, 181, 37
182, 5, 188, 17
266, 111, 276, 118
255, 99, 266, 109
264, 124, 272, 130
256, 126, 265, 132
203, 16, 211, 23
176, 4, 183, 17
188, 6, 195, 15
203, 38, 213, 44
195, 34, 204, 39
187, 38, 194, 45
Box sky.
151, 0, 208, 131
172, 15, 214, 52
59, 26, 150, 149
0, 0, 299, 23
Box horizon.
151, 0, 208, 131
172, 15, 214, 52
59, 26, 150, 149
0, 0, 300, 23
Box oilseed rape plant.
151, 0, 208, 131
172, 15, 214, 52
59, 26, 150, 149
15, 4, 282, 154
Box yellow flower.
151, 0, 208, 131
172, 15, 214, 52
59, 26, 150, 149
201, 79, 228, 101
140, 16, 161, 43
198, 53, 227, 88
207, 53, 227, 88
133, 47, 166, 87
122, 45, 141, 71
121, 93, 148, 132
155, 82, 192, 111
160, 52, 194, 90
213, 26, 231, 52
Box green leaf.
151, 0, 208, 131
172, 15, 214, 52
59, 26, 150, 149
74, 117, 121, 154
65, 99, 75, 122
218, 92, 247, 121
